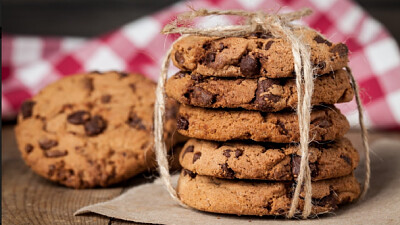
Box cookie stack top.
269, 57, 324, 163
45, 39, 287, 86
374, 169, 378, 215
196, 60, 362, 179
166, 28, 355, 143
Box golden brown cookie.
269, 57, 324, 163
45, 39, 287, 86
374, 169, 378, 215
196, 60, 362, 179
177, 105, 349, 143
15, 71, 180, 188
171, 29, 348, 78
177, 171, 360, 216
166, 68, 354, 111
180, 138, 359, 181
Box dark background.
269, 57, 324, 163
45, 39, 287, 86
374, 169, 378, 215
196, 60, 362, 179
2, 0, 400, 43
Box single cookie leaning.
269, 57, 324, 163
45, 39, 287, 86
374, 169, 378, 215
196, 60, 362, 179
171, 29, 348, 78
166, 68, 354, 111
177, 171, 360, 216
177, 105, 349, 143
15, 71, 180, 188
180, 138, 359, 181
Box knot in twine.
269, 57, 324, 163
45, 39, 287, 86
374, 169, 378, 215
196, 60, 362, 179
154, 8, 370, 219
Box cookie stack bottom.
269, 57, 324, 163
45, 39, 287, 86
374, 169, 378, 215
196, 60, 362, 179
178, 171, 360, 216
176, 138, 360, 216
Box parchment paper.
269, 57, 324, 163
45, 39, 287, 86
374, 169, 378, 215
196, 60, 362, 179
75, 139, 400, 224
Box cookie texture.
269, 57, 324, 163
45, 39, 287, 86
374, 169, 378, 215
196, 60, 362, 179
177, 105, 349, 142
177, 171, 360, 216
180, 138, 359, 181
15, 71, 180, 188
171, 29, 348, 78
166, 68, 354, 111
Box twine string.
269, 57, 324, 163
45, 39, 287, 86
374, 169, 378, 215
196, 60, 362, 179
154, 8, 370, 219
346, 67, 370, 199
154, 36, 188, 208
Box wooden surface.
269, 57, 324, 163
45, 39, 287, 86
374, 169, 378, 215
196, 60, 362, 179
2, 124, 400, 224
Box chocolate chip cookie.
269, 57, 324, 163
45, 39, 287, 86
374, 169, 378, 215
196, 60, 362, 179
180, 138, 359, 181
15, 71, 180, 188
171, 29, 348, 78
177, 171, 360, 216
177, 105, 349, 142
166, 68, 354, 111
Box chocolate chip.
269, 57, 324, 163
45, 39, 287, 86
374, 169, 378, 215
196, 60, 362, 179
314, 192, 337, 208
177, 116, 189, 130
330, 43, 348, 57
235, 149, 243, 158
277, 208, 286, 215
254, 78, 282, 110
183, 169, 196, 178
84, 115, 107, 136
220, 163, 235, 178
340, 154, 352, 166
223, 149, 232, 158
277, 120, 288, 135
20, 101, 36, 119
309, 163, 319, 178
119, 72, 129, 78
101, 95, 112, 103
67, 110, 90, 125
292, 155, 318, 178
44, 149, 68, 158
312, 118, 332, 128
90, 70, 102, 75
174, 51, 185, 64
190, 74, 204, 83
264, 40, 274, 51
83, 77, 94, 92
127, 112, 146, 130
202, 42, 211, 50
181, 145, 194, 159
190, 87, 216, 106
256, 42, 263, 49
48, 164, 56, 176
39, 138, 58, 150
205, 52, 216, 64
240, 55, 260, 76
175, 71, 187, 78
313, 35, 332, 46
129, 83, 136, 92
25, 144, 34, 154
316, 61, 326, 70
292, 155, 301, 176
263, 202, 272, 211
218, 43, 226, 51
193, 152, 201, 163
250, 32, 273, 39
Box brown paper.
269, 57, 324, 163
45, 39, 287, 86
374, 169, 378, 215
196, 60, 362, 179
75, 139, 400, 224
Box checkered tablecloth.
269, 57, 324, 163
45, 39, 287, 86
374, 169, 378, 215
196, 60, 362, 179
2, 0, 400, 129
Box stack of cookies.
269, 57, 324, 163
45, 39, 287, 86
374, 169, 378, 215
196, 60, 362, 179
166, 28, 361, 216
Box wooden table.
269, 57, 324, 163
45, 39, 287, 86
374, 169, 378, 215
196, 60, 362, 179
2, 124, 400, 224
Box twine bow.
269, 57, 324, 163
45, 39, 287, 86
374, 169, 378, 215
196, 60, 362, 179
154, 8, 370, 219
162, 8, 312, 38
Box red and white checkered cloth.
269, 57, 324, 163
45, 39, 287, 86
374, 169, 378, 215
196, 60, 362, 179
2, 0, 400, 129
